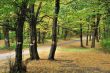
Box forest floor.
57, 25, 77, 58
26, 50, 110, 73
0, 38, 110, 73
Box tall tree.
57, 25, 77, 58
29, 2, 42, 60
11, 0, 28, 73
48, 0, 60, 60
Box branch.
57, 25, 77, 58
0, 23, 16, 31
38, 15, 53, 22
35, 2, 42, 20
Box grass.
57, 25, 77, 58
58, 48, 94, 52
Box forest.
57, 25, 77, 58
0, 0, 110, 73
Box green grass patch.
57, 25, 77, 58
58, 48, 93, 52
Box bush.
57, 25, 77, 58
100, 39, 110, 51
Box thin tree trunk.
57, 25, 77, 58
64, 29, 68, 40
80, 24, 83, 47
86, 23, 89, 46
91, 23, 96, 48
0, 31, 1, 40
95, 14, 101, 42
99, 27, 101, 40
89, 26, 92, 41
48, 0, 60, 60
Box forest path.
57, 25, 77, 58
0, 38, 84, 60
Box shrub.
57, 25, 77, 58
100, 39, 110, 51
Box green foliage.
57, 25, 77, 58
101, 39, 110, 51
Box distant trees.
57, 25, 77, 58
3, 20, 10, 48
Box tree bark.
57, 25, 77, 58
86, 23, 89, 46
0, 31, 1, 40
64, 29, 68, 40
48, 0, 60, 60
11, 1, 28, 73
29, 3, 41, 60
80, 24, 83, 47
91, 23, 96, 48
89, 26, 92, 41
95, 14, 101, 42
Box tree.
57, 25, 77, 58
80, 23, 83, 47
28, 2, 42, 60
11, 0, 29, 73
48, 0, 60, 60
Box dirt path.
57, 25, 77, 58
0, 38, 82, 60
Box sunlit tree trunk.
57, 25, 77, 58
48, 0, 60, 60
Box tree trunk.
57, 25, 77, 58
91, 23, 96, 48
11, 1, 28, 73
99, 27, 101, 39
89, 26, 92, 41
0, 32, 1, 40
29, 4, 40, 60
48, 0, 60, 60
95, 14, 101, 42
80, 24, 83, 47
3, 26, 10, 48
64, 29, 68, 40
86, 23, 89, 46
